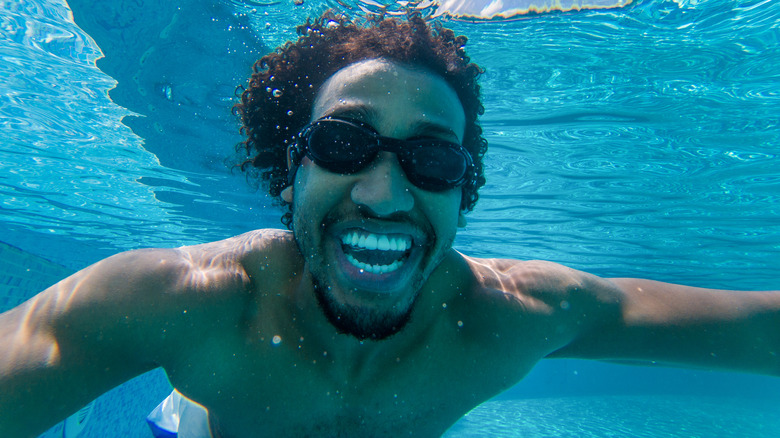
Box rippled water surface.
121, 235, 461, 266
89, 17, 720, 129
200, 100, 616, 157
452, 0, 780, 289
2, 0, 779, 436
1, 0, 778, 276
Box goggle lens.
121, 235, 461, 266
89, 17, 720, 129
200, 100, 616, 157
306, 121, 375, 173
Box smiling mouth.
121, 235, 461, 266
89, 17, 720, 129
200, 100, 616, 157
340, 230, 413, 275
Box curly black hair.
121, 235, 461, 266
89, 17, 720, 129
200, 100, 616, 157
233, 11, 486, 228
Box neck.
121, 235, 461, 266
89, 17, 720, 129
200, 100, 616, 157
279, 255, 467, 383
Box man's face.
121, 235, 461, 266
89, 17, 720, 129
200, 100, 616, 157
287, 58, 466, 340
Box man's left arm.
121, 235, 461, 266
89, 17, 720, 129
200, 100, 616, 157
547, 276, 780, 376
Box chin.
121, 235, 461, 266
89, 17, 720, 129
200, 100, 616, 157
312, 275, 419, 341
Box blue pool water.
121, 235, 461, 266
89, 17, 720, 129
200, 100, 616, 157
1, 0, 779, 436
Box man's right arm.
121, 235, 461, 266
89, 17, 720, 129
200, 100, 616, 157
0, 242, 253, 437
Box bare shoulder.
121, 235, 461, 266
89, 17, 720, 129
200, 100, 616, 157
19, 229, 297, 366
147, 228, 298, 293
78, 228, 293, 299
462, 256, 618, 298
0, 232, 294, 436
218, 228, 301, 276
459, 254, 624, 334
184, 228, 294, 261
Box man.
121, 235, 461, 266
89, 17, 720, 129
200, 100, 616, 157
1, 13, 779, 438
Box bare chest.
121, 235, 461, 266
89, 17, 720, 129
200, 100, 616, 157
166, 329, 534, 437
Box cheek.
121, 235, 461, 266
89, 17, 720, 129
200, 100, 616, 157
423, 190, 462, 234
292, 165, 348, 214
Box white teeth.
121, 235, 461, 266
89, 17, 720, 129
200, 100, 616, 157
339, 230, 414, 275
345, 254, 403, 274
365, 234, 378, 250
340, 231, 412, 252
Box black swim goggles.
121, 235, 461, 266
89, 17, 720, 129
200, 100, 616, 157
288, 117, 475, 192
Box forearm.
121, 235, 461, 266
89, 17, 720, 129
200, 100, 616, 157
0, 301, 89, 437
1, 305, 156, 437
0, 244, 250, 435
553, 278, 780, 376
1, 358, 95, 438
0, 260, 163, 437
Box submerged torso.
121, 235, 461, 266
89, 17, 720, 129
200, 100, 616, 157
161, 230, 567, 437
170, 325, 533, 436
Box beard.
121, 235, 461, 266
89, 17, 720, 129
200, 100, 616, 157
311, 275, 418, 341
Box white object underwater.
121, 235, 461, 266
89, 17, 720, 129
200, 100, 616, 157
146, 390, 211, 438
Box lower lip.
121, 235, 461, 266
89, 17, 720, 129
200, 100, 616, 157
330, 236, 423, 293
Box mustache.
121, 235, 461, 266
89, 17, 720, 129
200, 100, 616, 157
320, 204, 430, 234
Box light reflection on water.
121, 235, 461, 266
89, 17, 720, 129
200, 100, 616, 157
1, 0, 778, 287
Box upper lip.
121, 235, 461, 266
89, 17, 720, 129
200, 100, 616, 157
328, 220, 428, 247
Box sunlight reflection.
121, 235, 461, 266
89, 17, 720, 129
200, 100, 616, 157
434, 0, 633, 19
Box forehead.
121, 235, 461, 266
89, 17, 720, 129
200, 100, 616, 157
312, 59, 466, 142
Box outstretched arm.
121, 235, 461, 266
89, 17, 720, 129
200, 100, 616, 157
0, 243, 252, 437
547, 275, 780, 376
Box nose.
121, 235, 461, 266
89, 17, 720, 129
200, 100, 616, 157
351, 152, 414, 217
